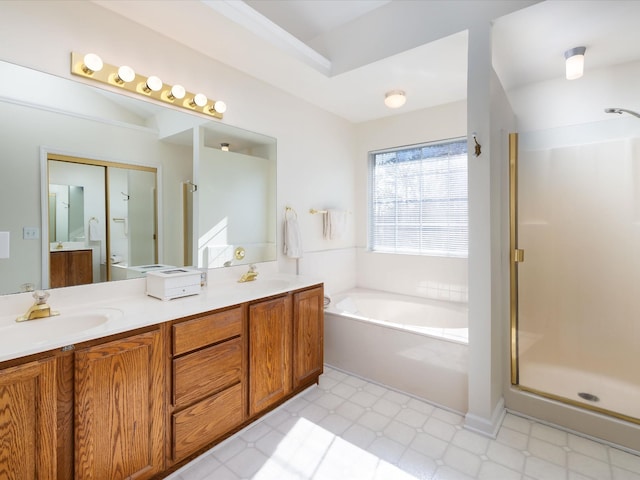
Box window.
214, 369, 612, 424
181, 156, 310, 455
368, 138, 468, 257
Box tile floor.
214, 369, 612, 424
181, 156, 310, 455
167, 367, 640, 480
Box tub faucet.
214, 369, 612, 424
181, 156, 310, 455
238, 264, 258, 283
16, 290, 60, 322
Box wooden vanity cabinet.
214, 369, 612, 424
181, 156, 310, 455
0, 356, 57, 480
50, 249, 92, 288
248, 294, 293, 417
170, 306, 247, 463
74, 328, 165, 480
293, 286, 324, 389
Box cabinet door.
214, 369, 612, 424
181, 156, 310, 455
75, 330, 164, 480
248, 295, 292, 416
0, 357, 57, 480
68, 250, 92, 286
293, 286, 324, 389
49, 251, 67, 288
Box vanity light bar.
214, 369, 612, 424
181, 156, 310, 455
70, 52, 226, 119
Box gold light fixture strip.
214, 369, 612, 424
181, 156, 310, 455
70, 52, 226, 119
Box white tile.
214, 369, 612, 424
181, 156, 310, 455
358, 410, 392, 432
610, 449, 640, 474
410, 432, 449, 459
486, 439, 526, 472
331, 382, 358, 399
568, 452, 612, 480
335, 400, 366, 421
368, 436, 408, 464
496, 425, 530, 451
451, 429, 489, 456
342, 424, 378, 450
478, 461, 522, 480
502, 413, 532, 434
531, 423, 569, 447
201, 465, 240, 480
224, 447, 269, 478
432, 465, 475, 480
525, 456, 568, 480
313, 392, 345, 411
528, 437, 567, 467
372, 397, 403, 417
351, 390, 380, 408
567, 434, 608, 461
395, 407, 431, 428
174, 369, 631, 480
398, 448, 438, 479
424, 417, 458, 442
318, 413, 352, 435
442, 445, 482, 478
384, 420, 418, 447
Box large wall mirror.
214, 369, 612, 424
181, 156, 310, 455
0, 60, 277, 296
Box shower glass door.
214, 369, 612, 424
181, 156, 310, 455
510, 127, 640, 423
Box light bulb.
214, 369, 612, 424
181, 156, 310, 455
82, 53, 103, 74
190, 93, 207, 107
212, 100, 227, 114
221, 143, 230, 151
115, 65, 135, 84
144, 75, 163, 92
168, 84, 186, 100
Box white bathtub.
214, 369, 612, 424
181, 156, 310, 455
324, 288, 469, 413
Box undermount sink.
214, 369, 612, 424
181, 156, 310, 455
0, 308, 122, 345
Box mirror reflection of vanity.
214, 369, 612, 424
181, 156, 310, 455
0, 60, 277, 295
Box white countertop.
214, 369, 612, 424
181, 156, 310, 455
0, 267, 323, 363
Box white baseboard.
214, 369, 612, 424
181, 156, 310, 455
463, 397, 506, 438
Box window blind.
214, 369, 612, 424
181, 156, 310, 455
368, 138, 468, 257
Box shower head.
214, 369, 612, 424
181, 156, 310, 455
604, 107, 640, 118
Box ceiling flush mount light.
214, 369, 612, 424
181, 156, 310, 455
564, 46, 586, 80
70, 52, 226, 119
384, 90, 406, 108
221, 143, 230, 151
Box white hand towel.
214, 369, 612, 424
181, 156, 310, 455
88, 220, 101, 241
323, 209, 347, 240
283, 210, 303, 258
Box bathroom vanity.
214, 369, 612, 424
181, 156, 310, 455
0, 275, 324, 479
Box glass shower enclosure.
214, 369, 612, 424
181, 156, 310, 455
509, 122, 640, 423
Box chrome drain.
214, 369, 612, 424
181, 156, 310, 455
578, 392, 600, 402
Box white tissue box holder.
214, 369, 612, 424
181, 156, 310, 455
146, 268, 203, 301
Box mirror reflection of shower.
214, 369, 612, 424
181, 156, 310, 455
604, 107, 640, 118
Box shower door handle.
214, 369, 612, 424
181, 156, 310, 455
514, 249, 525, 263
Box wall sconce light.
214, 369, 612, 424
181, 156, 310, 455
564, 46, 586, 80
71, 52, 225, 119
384, 90, 406, 109
221, 143, 230, 151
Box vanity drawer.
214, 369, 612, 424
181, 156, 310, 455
173, 337, 242, 407
173, 306, 243, 355
172, 383, 243, 460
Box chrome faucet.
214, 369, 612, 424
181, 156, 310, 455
238, 264, 258, 283
16, 290, 60, 322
